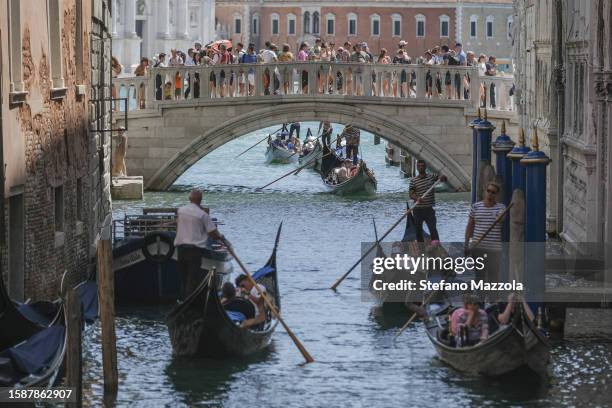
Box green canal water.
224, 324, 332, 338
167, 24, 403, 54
83, 123, 611, 407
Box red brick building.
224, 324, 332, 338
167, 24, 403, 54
215, 0, 513, 59
1, 0, 113, 301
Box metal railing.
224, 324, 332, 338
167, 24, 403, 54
112, 62, 520, 112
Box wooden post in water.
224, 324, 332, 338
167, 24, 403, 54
477, 164, 496, 201
65, 288, 82, 408
373, 134, 381, 145
97, 239, 118, 395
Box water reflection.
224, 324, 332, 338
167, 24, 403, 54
165, 348, 274, 406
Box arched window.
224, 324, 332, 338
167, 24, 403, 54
347, 13, 357, 36
391, 13, 402, 37
252, 13, 259, 35
415, 14, 425, 38
312, 11, 320, 34
270, 13, 279, 35
326, 13, 335, 36
370, 14, 380, 36
507, 15, 513, 40
470, 15, 478, 38
486, 15, 494, 38
233, 13, 242, 34
439, 14, 450, 38
287, 13, 296, 35
303, 11, 310, 34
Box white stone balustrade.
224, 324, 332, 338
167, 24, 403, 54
113, 62, 509, 112
480, 74, 516, 112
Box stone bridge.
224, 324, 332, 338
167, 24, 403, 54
114, 62, 516, 191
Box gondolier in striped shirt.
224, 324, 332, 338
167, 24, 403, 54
464, 182, 505, 283
174, 189, 226, 300
341, 124, 361, 165
409, 160, 446, 243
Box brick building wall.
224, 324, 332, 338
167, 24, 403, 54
215, 0, 512, 59
1, 0, 112, 301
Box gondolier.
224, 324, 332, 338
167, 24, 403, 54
318, 121, 333, 146
341, 124, 360, 165
409, 160, 446, 243
174, 189, 226, 299
464, 182, 505, 283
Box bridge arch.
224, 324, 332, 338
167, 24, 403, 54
145, 102, 471, 191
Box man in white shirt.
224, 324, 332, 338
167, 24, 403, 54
174, 189, 225, 299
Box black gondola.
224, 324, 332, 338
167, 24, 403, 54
425, 297, 551, 376
368, 211, 434, 309
0, 274, 65, 389
319, 145, 377, 195
166, 224, 283, 358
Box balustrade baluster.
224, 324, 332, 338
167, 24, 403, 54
415, 66, 426, 100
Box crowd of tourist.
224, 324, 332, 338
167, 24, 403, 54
113, 38, 501, 107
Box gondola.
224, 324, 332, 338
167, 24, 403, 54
265, 136, 299, 164
319, 145, 377, 195
298, 139, 323, 171
425, 296, 551, 376
166, 223, 283, 358
368, 213, 424, 308
368, 205, 449, 315
0, 275, 63, 389
112, 208, 233, 304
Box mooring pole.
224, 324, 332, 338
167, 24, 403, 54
97, 239, 118, 395
468, 108, 483, 204
521, 128, 550, 303
492, 120, 515, 241
66, 288, 82, 408
507, 128, 531, 194
474, 109, 495, 201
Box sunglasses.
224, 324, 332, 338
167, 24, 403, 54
486, 189, 498, 194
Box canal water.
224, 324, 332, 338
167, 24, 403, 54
84, 123, 611, 407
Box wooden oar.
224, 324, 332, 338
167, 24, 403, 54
235, 127, 283, 158
330, 182, 438, 291
223, 241, 315, 364
395, 200, 514, 339
394, 289, 439, 339
256, 151, 331, 190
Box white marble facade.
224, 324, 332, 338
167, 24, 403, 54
512, 0, 612, 244
112, 0, 215, 72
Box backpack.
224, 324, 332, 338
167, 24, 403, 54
447, 54, 461, 66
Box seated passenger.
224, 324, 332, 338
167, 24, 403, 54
497, 293, 535, 325
235, 274, 267, 328
333, 164, 349, 183
292, 136, 301, 151
221, 282, 256, 322
349, 162, 359, 177
450, 294, 489, 346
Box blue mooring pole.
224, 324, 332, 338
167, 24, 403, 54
492, 120, 515, 242
507, 128, 531, 194
474, 109, 495, 200
521, 128, 550, 303
468, 108, 483, 204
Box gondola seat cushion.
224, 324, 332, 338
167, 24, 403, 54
224, 298, 256, 320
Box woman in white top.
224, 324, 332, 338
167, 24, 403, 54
478, 54, 487, 106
